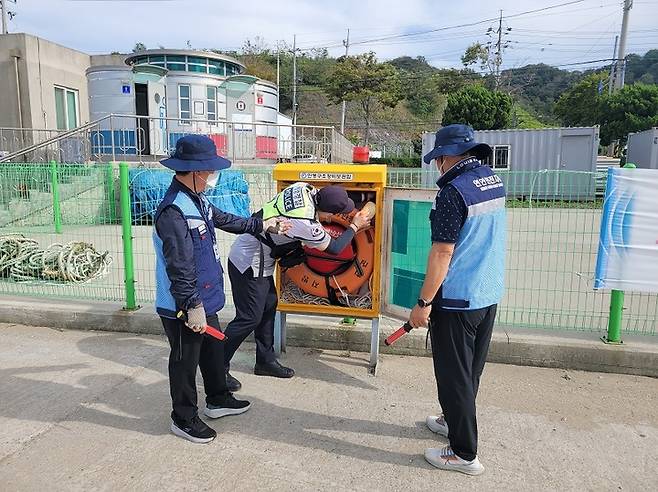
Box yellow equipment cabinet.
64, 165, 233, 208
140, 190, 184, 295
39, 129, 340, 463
271, 163, 386, 373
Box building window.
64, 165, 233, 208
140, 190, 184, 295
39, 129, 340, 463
208, 60, 225, 76
226, 63, 240, 76
207, 86, 218, 124
178, 85, 191, 124
54, 86, 79, 130
188, 56, 208, 73
167, 55, 186, 71
482, 145, 510, 170
148, 55, 165, 66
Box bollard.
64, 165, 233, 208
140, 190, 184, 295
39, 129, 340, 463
119, 162, 137, 310
50, 160, 63, 234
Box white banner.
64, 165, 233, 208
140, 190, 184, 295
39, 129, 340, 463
595, 168, 658, 293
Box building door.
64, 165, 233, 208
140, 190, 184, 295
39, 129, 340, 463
560, 134, 595, 199
560, 135, 592, 172
147, 80, 167, 155
135, 83, 151, 155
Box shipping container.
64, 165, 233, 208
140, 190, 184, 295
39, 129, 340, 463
421, 127, 600, 200
627, 128, 658, 170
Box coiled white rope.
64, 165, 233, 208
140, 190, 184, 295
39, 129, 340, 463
280, 277, 372, 309
0, 234, 112, 283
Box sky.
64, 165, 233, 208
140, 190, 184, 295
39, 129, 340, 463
5, 0, 658, 71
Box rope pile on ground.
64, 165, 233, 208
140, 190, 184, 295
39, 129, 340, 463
280, 276, 372, 309
0, 234, 112, 283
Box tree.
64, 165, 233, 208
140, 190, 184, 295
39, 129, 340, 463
238, 37, 276, 82
599, 84, 658, 146
442, 84, 512, 130
503, 63, 583, 123
325, 52, 403, 144
461, 43, 489, 71
554, 72, 608, 126
624, 50, 658, 85
404, 75, 446, 119
389, 56, 434, 73
132, 42, 146, 53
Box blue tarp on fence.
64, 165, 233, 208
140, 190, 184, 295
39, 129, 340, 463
129, 169, 251, 223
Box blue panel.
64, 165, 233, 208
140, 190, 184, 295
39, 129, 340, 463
91, 130, 137, 155
128, 168, 251, 223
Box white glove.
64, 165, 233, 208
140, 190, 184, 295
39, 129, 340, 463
186, 304, 206, 333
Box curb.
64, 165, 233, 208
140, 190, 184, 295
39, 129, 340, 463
0, 296, 656, 377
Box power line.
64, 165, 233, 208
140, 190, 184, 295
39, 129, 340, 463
296, 0, 589, 51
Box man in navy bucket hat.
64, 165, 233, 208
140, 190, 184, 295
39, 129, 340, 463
409, 124, 506, 475
153, 135, 288, 443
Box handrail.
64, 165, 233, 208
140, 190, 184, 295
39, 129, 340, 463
0, 115, 113, 163
98, 113, 337, 131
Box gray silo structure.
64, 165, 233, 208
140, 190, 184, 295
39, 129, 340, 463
87, 49, 280, 162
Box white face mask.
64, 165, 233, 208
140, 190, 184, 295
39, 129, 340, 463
205, 172, 219, 190
437, 156, 446, 176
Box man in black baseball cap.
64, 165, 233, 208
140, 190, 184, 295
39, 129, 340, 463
222, 182, 369, 391
315, 185, 356, 214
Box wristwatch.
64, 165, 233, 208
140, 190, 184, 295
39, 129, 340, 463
417, 298, 431, 308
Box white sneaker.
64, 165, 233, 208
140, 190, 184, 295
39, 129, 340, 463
424, 446, 484, 476
426, 415, 449, 437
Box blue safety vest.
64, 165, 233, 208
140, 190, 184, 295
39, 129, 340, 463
153, 186, 225, 318
434, 163, 506, 310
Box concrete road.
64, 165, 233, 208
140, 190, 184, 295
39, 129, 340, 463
0, 323, 656, 491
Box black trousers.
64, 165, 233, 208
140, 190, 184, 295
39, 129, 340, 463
161, 313, 228, 424
223, 260, 278, 370
429, 304, 497, 462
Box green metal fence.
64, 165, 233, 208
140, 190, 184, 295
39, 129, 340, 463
0, 162, 655, 337
386, 167, 658, 336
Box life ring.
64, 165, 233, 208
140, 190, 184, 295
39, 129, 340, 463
286, 213, 374, 299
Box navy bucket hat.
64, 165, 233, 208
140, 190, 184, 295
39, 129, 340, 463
160, 135, 232, 172
423, 124, 492, 164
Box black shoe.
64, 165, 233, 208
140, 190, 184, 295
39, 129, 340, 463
204, 393, 251, 419
226, 372, 242, 392
170, 415, 216, 444
254, 360, 295, 378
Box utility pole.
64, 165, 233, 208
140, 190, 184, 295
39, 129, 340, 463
292, 34, 298, 126
614, 0, 633, 90
340, 28, 350, 134
1, 0, 9, 35
494, 10, 503, 90
276, 41, 280, 112
608, 35, 619, 94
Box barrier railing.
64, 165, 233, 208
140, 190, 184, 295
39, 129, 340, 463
0, 115, 354, 166
0, 163, 655, 336
0, 128, 66, 158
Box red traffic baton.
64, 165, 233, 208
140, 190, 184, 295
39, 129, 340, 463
384, 322, 413, 346
176, 311, 226, 341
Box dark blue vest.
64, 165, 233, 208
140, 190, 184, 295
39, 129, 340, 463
434, 162, 506, 310
153, 185, 225, 318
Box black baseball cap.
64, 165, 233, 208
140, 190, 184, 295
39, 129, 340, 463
315, 185, 355, 214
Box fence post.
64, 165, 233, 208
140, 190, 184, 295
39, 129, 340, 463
50, 160, 63, 234
106, 162, 116, 223
603, 290, 624, 344
119, 162, 138, 310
